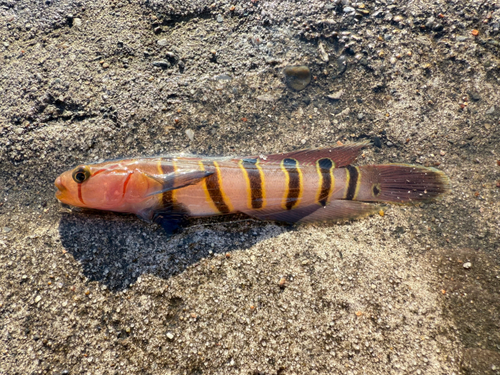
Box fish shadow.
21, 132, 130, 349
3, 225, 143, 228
58, 211, 288, 291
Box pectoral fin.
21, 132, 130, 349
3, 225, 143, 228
136, 207, 187, 235
152, 211, 187, 235
146, 170, 213, 197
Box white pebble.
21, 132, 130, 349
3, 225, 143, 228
185, 128, 195, 141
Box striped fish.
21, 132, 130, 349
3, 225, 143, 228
54, 143, 450, 233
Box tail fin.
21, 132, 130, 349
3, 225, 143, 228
355, 164, 450, 204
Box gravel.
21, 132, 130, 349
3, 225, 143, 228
0, 0, 499, 374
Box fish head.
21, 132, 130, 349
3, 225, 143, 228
54, 163, 137, 210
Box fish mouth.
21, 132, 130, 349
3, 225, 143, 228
54, 176, 68, 201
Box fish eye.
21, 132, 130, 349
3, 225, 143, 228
72, 166, 91, 184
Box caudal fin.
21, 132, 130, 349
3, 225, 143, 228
355, 164, 450, 204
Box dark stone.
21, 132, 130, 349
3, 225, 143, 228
468, 91, 481, 101
283, 65, 311, 91
372, 82, 385, 93
152, 61, 171, 69
432, 23, 444, 32
337, 55, 348, 75
373, 136, 382, 148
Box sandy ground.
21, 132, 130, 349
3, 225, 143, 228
0, 0, 499, 374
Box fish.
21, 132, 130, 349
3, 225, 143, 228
54, 142, 450, 233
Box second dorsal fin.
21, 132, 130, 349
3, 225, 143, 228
257, 141, 369, 167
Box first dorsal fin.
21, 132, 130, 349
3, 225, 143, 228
256, 141, 369, 167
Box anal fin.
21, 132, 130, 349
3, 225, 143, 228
295, 200, 381, 223
243, 200, 380, 224
243, 204, 322, 224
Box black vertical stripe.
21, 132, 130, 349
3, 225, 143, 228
242, 158, 264, 209
318, 158, 334, 206
160, 159, 175, 209
345, 165, 359, 201
203, 161, 231, 214
283, 158, 301, 210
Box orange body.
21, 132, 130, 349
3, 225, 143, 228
55, 143, 449, 230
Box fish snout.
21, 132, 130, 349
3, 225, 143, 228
54, 176, 67, 200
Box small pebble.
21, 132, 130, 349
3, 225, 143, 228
152, 61, 170, 69
215, 74, 232, 81
2, 227, 12, 233
283, 65, 311, 91
425, 17, 435, 29
373, 137, 382, 148
468, 91, 481, 101
157, 39, 168, 46
433, 23, 444, 32
216, 14, 224, 23
279, 277, 286, 288
463, 262, 472, 269
165, 51, 176, 59
327, 89, 344, 100
256, 94, 277, 102
73, 18, 82, 28
440, 150, 446, 156
185, 129, 195, 141
166, 332, 174, 340
35, 295, 42, 303
335, 107, 350, 117
337, 55, 348, 75
318, 42, 329, 62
